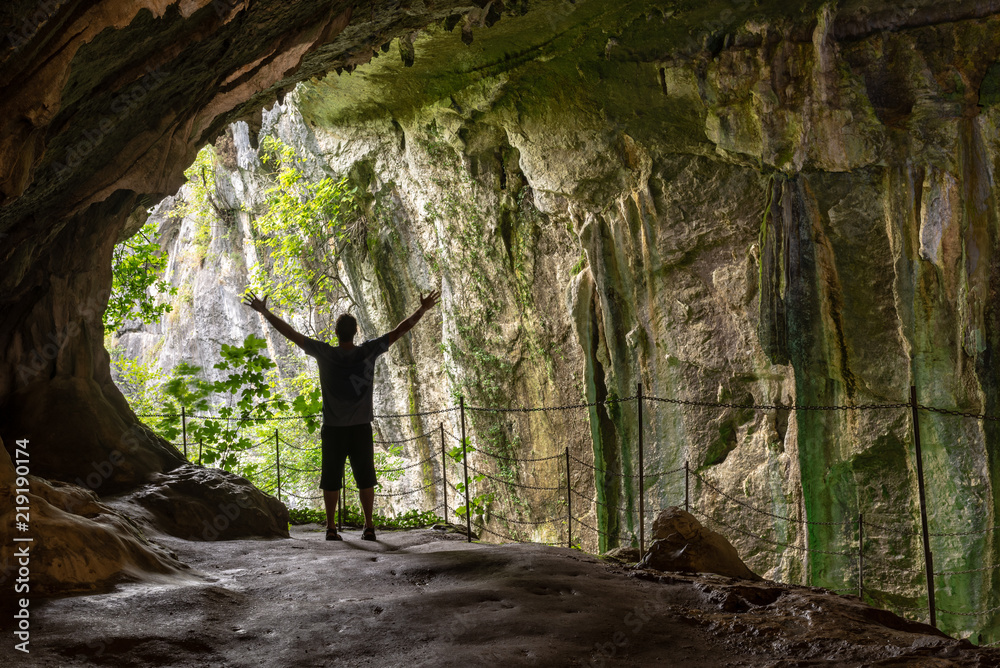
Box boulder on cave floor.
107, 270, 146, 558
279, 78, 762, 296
638, 506, 761, 580
106, 464, 289, 541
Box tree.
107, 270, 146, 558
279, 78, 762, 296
251, 136, 364, 338
105, 219, 178, 331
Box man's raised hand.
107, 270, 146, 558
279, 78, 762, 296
243, 290, 269, 313
420, 290, 441, 312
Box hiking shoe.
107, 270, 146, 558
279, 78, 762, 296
361, 526, 376, 542
326, 528, 343, 541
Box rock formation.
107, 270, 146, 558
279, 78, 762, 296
5, 0, 1000, 643
0, 0, 488, 593
107, 465, 290, 541
0, 438, 187, 608
639, 507, 761, 580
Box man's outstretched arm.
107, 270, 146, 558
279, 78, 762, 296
243, 291, 307, 348
387, 290, 440, 345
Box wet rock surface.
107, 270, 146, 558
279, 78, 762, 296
639, 507, 761, 581
10, 527, 999, 667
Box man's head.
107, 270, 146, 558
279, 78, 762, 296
335, 314, 358, 343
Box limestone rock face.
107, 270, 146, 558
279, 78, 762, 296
111, 2, 1000, 641
639, 507, 760, 581
0, 0, 486, 486
107, 465, 289, 541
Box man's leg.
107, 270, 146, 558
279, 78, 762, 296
359, 487, 375, 529
347, 423, 378, 538
319, 424, 347, 537
324, 488, 340, 530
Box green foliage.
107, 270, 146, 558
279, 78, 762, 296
176, 145, 221, 227
153, 335, 298, 472
312, 504, 446, 530
251, 136, 365, 336
288, 507, 326, 525
105, 219, 178, 331
106, 340, 169, 415
447, 440, 493, 522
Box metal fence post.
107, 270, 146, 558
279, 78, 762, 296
566, 446, 572, 549
440, 422, 448, 525
274, 429, 281, 502
910, 385, 936, 628
461, 395, 471, 543
181, 406, 187, 459
684, 460, 689, 512
637, 381, 645, 557
858, 513, 864, 600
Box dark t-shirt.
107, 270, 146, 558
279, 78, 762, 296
300, 334, 392, 426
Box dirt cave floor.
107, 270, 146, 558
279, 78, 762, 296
11, 526, 1000, 667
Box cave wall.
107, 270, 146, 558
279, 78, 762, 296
0, 0, 485, 489
6, 0, 1000, 639
116, 0, 1000, 638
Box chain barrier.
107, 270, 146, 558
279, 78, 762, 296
644, 465, 686, 479
466, 396, 637, 414
377, 454, 437, 474
935, 563, 1000, 576
862, 561, 927, 577
937, 603, 1000, 617
490, 512, 561, 527
375, 406, 459, 418
693, 472, 853, 527
691, 507, 856, 558
277, 436, 319, 452
373, 432, 433, 445
466, 464, 563, 492
480, 450, 564, 464
345, 478, 443, 498
929, 525, 1000, 538
567, 453, 641, 479
151, 391, 1000, 638
917, 403, 1000, 423
858, 519, 921, 538
572, 516, 614, 539
282, 489, 323, 501
281, 464, 321, 474
645, 395, 910, 412
477, 523, 565, 546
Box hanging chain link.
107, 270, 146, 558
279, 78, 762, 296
693, 472, 853, 527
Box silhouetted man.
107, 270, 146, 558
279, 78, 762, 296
244, 290, 440, 541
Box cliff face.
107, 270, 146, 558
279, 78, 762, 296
119, 1, 1000, 638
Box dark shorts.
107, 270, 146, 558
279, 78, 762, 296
319, 423, 377, 490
